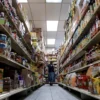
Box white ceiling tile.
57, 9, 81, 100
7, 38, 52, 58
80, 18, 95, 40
28, 0, 45, 3
43, 31, 47, 45
46, 4, 61, 20
43, 31, 47, 38
30, 3, 45, 20
21, 3, 32, 20
55, 32, 64, 49
34, 21, 46, 31
55, 39, 63, 46
62, 0, 71, 3
60, 4, 70, 20
47, 32, 56, 38
58, 21, 65, 31
46, 45, 55, 48
56, 32, 64, 39
55, 39, 62, 49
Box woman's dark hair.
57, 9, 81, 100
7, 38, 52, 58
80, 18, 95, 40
50, 61, 52, 64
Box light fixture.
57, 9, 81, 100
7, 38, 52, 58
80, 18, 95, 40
52, 48, 55, 51
46, 0, 62, 3
46, 48, 55, 54
47, 39, 55, 45
17, 0, 28, 3
47, 21, 58, 31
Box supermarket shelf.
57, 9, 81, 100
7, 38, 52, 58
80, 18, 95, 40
60, 6, 89, 64
12, 0, 33, 53
71, 6, 100, 50
0, 55, 34, 72
0, 84, 40, 100
59, 83, 66, 87
0, 88, 26, 100
60, 6, 100, 65
59, 83, 100, 100
12, 0, 29, 34
0, 25, 32, 62
62, 29, 100, 70
0, 3, 32, 55
68, 60, 100, 74
67, 86, 100, 100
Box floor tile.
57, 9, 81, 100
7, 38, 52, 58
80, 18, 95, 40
24, 84, 80, 100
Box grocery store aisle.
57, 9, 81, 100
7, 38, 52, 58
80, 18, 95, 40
24, 84, 80, 100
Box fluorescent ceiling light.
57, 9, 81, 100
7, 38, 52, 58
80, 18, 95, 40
47, 39, 55, 45
47, 21, 58, 31
46, 0, 62, 3
52, 48, 55, 51
17, 0, 28, 3
46, 48, 55, 54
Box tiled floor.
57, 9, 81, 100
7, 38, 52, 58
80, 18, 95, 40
24, 84, 81, 100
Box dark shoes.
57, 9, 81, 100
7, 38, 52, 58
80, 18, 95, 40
50, 83, 53, 86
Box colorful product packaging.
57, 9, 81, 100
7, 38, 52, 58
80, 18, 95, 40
91, 77, 100, 95
3, 77, 11, 91
0, 69, 3, 93
0, 34, 7, 43
77, 75, 89, 90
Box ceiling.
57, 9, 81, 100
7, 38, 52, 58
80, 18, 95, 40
21, 0, 71, 50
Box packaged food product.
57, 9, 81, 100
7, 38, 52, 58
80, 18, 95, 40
77, 75, 89, 90
70, 73, 77, 87
22, 58, 27, 66
95, 78, 100, 95
92, 63, 100, 77
0, 17, 6, 25
81, 36, 88, 48
0, 69, 3, 93
18, 75, 24, 87
0, 34, 7, 43
10, 52, 16, 60
95, 44, 100, 60
11, 32, 17, 40
93, 0, 99, 11
0, 12, 5, 18
3, 77, 11, 91
96, 0, 100, 5
92, 77, 100, 94
88, 77, 94, 93
0, 43, 7, 55
86, 66, 93, 77
0, 80, 3, 93
91, 22, 96, 38
95, 16, 100, 33
15, 55, 22, 64
66, 74, 72, 86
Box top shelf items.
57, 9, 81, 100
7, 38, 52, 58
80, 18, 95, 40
12, 0, 33, 53
0, 0, 35, 63
59, 0, 100, 73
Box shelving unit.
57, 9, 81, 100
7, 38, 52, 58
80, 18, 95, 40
60, 5, 100, 72
0, 0, 45, 99
62, 30, 100, 69
58, 1, 100, 99
68, 60, 100, 74
59, 83, 100, 100
0, 25, 32, 62
0, 84, 40, 100
12, 0, 33, 53
60, 6, 89, 64
60, 5, 100, 62
0, 55, 33, 72
0, 2, 32, 57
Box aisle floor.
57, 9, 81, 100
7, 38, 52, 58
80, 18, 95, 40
24, 84, 80, 100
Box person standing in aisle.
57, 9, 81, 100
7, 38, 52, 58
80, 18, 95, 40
48, 61, 55, 86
